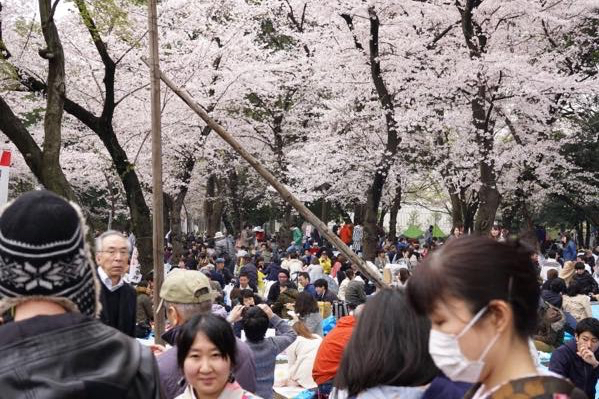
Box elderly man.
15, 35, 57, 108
0, 190, 161, 398
156, 268, 256, 399
96, 230, 137, 337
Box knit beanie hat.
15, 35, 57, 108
0, 190, 100, 317
345, 280, 367, 307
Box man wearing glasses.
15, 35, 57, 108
96, 230, 137, 337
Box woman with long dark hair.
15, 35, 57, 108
333, 288, 438, 398
406, 236, 586, 399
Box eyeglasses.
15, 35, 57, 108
101, 249, 129, 257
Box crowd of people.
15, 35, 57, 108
1, 190, 599, 399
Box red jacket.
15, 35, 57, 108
312, 315, 356, 385
339, 224, 353, 245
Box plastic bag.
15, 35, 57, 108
322, 315, 337, 336
293, 389, 316, 399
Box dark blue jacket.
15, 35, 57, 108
563, 240, 577, 262
422, 375, 470, 399
303, 283, 317, 298
549, 338, 599, 398
241, 263, 258, 291
263, 263, 282, 281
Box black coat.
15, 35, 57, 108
0, 313, 161, 398
572, 272, 599, 295
99, 282, 137, 337
211, 267, 233, 288
549, 339, 599, 398
542, 289, 563, 308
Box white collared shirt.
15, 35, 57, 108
97, 267, 124, 292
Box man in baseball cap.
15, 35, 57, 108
156, 268, 257, 399
0, 190, 161, 398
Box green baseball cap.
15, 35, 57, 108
156, 269, 215, 313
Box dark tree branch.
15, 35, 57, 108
427, 20, 460, 49
74, 0, 116, 120
0, 1, 12, 59
0, 95, 44, 177
340, 13, 365, 52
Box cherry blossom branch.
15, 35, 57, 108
73, 0, 116, 119
427, 20, 460, 49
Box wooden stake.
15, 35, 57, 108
147, 0, 165, 343
141, 59, 387, 288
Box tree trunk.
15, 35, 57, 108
0, 2, 77, 203
278, 205, 293, 246
474, 164, 501, 234
226, 168, 243, 235
353, 204, 365, 225
463, 199, 478, 234
471, 83, 500, 234
449, 192, 464, 230
163, 193, 172, 236
377, 208, 387, 230
204, 174, 224, 237
321, 199, 328, 224
0, 2, 9, 59
170, 195, 185, 263
0, 97, 75, 200
363, 188, 380, 261
389, 183, 402, 239
38, 0, 69, 196
342, 8, 401, 260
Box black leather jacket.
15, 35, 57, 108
0, 313, 163, 398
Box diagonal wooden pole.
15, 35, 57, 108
141, 59, 386, 288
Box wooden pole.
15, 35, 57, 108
147, 0, 165, 343
140, 59, 386, 288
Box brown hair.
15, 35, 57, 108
293, 321, 317, 339
406, 236, 539, 339
399, 268, 410, 284
546, 269, 558, 281
295, 291, 319, 317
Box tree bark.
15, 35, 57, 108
343, 8, 401, 260
463, 200, 478, 233
2, 1, 156, 275
459, 1, 501, 234
278, 205, 293, 246
39, 0, 66, 195
226, 168, 243, 235
0, 2, 77, 203
389, 183, 402, 239
353, 204, 365, 225
204, 174, 224, 237
377, 208, 387, 230
321, 199, 328, 224
0, 96, 74, 200
0, 2, 9, 59
449, 192, 464, 229
170, 195, 185, 262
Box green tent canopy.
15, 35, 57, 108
432, 224, 447, 238
403, 225, 424, 239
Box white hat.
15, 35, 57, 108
214, 231, 224, 239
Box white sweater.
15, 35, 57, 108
286, 335, 322, 389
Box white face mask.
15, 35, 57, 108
429, 306, 500, 383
